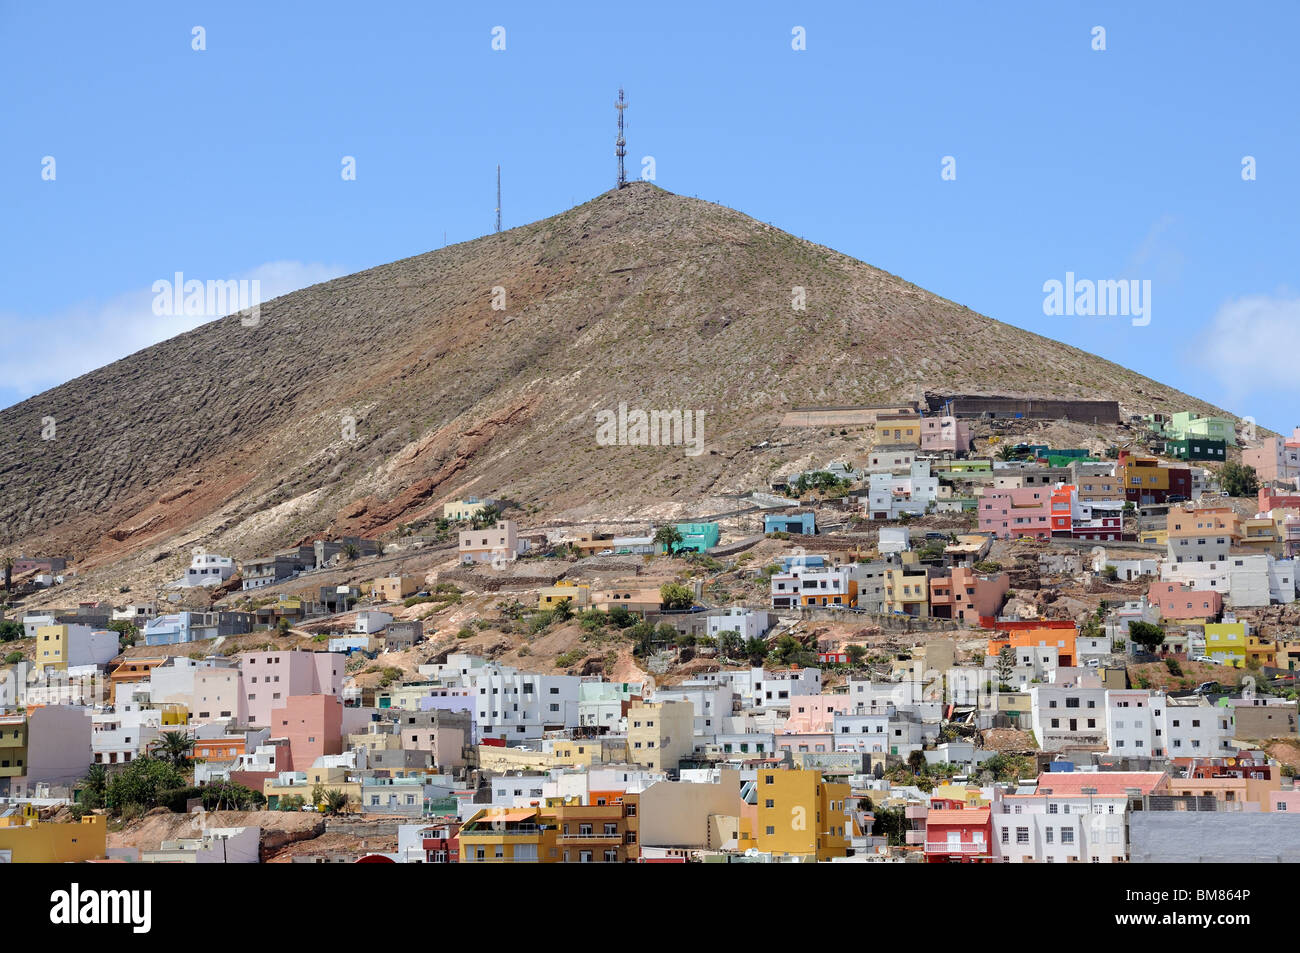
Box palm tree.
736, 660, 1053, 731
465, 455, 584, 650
156, 730, 194, 767
321, 789, 350, 816
551, 598, 574, 623
342, 543, 360, 561
653, 525, 684, 555
2, 556, 11, 593
80, 763, 108, 809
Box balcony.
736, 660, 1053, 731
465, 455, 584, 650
925, 841, 986, 854
559, 830, 622, 841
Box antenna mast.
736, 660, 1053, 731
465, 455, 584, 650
615, 87, 627, 189
496, 164, 501, 233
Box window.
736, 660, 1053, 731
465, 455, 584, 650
1016, 827, 1029, 844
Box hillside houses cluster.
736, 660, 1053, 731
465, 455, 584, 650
9, 413, 1300, 864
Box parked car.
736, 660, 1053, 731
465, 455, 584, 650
1191, 655, 1217, 664
597, 549, 614, 556
1194, 681, 1221, 694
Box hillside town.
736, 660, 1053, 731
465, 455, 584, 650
4, 404, 1300, 864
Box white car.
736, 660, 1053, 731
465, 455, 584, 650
1192, 655, 1217, 664
597, 549, 614, 556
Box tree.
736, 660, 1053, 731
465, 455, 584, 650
653, 525, 684, 555
280, 794, 306, 812
1219, 461, 1259, 498
155, 730, 195, 767
872, 806, 908, 845
3, 651, 22, 665
80, 763, 108, 810
106, 619, 138, 649
0, 619, 23, 642
743, 636, 769, 665
104, 757, 185, 813
659, 582, 694, 611
716, 629, 743, 660
2, 556, 11, 592
276, 617, 292, 637
1128, 620, 1166, 653
551, 598, 574, 623
321, 789, 350, 816
996, 645, 1015, 687
907, 750, 926, 775
342, 543, 360, 561
771, 634, 803, 664
846, 644, 868, 666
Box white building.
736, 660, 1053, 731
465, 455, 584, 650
463, 663, 581, 742
1029, 680, 1108, 751
353, 611, 393, 634
865, 461, 939, 521
651, 683, 733, 739
707, 607, 771, 642
182, 553, 236, 588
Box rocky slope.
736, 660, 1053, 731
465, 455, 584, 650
0, 182, 1236, 577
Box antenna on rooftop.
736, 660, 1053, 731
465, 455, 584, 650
615, 87, 628, 189
496, 164, 502, 233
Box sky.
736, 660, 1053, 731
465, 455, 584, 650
2, 1, 1297, 431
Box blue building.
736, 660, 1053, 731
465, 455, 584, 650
673, 522, 721, 554
765, 512, 816, 535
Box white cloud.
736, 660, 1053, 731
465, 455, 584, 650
0, 261, 346, 403
1192, 292, 1300, 405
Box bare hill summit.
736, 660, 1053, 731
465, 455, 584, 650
0, 182, 1233, 570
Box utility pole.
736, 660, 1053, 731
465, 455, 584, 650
615, 87, 627, 189
495, 164, 501, 233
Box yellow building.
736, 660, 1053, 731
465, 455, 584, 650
538, 582, 591, 611
0, 712, 28, 780
552, 737, 627, 768
443, 499, 491, 521
1273, 640, 1300, 671
1137, 528, 1168, 546
475, 745, 554, 773
1205, 622, 1248, 667
263, 766, 362, 811
874, 415, 922, 447
0, 813, 106, 863
370, 576, 419, 602
459, 807, 558, 863
752, 769, 850, 861
1240, 518, 1283, 557
35, 624, 70, 671
627, 699, 695, 773
884, 569, 930, 618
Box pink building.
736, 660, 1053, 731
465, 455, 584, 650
929, 567, 1010, 623
1244, 429, 1300, 485
1149, 581, 1223, 621
774, 733, 836, 756
782, 694, 850, 734
269, 694, 343, 772
238, 650, 345, 729
920, 416, 971, 454
978, 487, 1052, 540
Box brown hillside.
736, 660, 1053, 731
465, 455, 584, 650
0, 182, 1236, 576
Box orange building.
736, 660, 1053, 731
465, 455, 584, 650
986, 621, 1078, 667
192, 736, 249, 762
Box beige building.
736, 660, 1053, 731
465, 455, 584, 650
370, 576, 419, 602
627, 699, 694, 773
459, 520, 523, 565
444, 498, 493, 521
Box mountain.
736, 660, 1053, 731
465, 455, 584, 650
0, 182, 1234, 571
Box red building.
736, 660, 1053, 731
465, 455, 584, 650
923, 802, 992, 863
270, 694, 343, 772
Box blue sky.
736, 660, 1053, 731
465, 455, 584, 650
2, 1, 1297, 430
